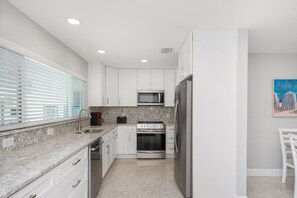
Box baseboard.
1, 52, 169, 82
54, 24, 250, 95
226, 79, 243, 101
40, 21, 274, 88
247, 169, 294, 176
236, 196, 247, 198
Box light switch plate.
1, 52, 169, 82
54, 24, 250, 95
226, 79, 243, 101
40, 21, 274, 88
47, 128, 54, 136
2, 137, 14, 148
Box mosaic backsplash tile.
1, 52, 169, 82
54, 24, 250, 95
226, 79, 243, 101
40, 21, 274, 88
90, 107, 174, 124
0, 119, 89, 152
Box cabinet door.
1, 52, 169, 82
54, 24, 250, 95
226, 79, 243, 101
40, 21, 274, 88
119, 69, 137, 106
11, 168, 58, 198
117, 127, 128, 154
128, 132, 136, 154
137, 69, 151, 90
178, 33, 193, 83
102, 142, 107, 177
113, 129, 118, 159
150, 69, 164, 90
164, 69, 176, 107
105, 67, 119, 106
88, 63, 105, 106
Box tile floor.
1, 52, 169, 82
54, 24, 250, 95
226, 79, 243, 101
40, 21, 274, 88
97, 159, 295, 198
247, 176, 294, 198
97, 159, 183, 198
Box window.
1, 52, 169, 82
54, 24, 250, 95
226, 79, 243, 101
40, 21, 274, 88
0, 47, 86, 128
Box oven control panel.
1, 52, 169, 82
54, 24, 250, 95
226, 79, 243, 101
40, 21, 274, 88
136, 123, 165, 129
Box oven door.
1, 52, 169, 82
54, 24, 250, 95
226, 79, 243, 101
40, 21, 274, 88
137, 132, 166, 158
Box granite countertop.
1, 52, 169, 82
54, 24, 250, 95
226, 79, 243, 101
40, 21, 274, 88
0, 123, 117, 198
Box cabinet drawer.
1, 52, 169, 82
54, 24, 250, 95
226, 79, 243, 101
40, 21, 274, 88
166, 144, 175, 154
57, 161, 88, 198
166, 131, 174, 144
11, 168, 58, 198
58, 147, 88, 183
166, 136, 174, 144
166, 125, 174, 130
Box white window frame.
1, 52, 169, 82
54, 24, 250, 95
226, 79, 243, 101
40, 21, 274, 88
0, 37, 88, 132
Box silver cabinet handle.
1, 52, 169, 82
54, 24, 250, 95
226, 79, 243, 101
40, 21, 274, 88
72, 179, 81, 188
107, 98, 109, 105
29, 195, 37, 198
72, 159, 81, 166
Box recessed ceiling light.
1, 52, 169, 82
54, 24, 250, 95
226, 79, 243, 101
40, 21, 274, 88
97, 50, 106, 54
67, 18, 80, 25
141, 59, 148, 63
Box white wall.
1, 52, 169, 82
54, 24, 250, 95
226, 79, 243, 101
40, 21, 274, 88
193, 30, 248, 198
248, 53, 297, 172
0, 0, 88, 79
236, 30, 248, 196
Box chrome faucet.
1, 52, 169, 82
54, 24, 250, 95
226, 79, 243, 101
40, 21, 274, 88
78, 108, 92, 131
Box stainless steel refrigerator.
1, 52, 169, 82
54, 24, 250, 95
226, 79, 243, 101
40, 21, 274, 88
174, 76, 192, 198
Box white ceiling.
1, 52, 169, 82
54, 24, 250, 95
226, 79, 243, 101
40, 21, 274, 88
8, 0, 297, 68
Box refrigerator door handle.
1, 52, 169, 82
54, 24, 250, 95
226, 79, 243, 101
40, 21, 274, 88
174, 100, 179, 153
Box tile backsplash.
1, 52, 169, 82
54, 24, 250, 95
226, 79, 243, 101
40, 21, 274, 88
0, 118, 89, 152
0, 106, 174, 152
90, 106, 174, 124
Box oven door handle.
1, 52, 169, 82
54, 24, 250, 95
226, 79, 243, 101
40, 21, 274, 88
137, 151, 165, 153
137, 131, 165, 134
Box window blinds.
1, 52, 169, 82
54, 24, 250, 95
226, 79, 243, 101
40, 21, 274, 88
0, 47, 86, 127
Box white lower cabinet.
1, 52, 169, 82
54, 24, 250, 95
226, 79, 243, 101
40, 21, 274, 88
166, 125, 175, 158
57, 162, 88, 198
102, 128, 118, 177
11, 147, 88, 198
11, 168, 58, 198
117, 126, 136, 157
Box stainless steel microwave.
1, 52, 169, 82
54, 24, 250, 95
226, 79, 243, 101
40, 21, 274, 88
137, 90, 164, 106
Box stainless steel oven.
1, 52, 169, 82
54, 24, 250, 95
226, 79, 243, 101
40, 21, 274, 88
137, 90, 164, 106
136, 121, 166, 158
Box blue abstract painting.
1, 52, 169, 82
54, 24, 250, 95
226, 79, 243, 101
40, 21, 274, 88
273, 79, 297, 117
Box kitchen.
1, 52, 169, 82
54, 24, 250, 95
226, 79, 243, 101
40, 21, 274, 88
1, 0, 297, 198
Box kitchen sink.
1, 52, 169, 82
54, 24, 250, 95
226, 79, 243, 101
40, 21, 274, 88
74, 129, 104, 134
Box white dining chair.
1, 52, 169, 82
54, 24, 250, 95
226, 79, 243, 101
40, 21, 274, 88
279, 128, 297, 183
289, 133, 297, 198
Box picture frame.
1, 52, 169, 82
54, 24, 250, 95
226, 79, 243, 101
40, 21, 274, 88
273, 79, 297, 117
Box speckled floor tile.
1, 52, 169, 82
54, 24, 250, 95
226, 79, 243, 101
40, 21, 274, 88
97, 159, 184, 198
247, 176, 295, 198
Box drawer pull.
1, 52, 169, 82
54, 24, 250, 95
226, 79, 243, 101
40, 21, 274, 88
169, 137, 174, 140
29, 195, 37, 198
72, 159, 81, 166
72, 179, 81, 188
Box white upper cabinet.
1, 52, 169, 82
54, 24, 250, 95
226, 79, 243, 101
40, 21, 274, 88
119, 69, 137, 106
105, 67, 119, 106
177, 32, 193, 83
137, 69, 164, 90
150, 69, 164, 90
88, 63, 105, 106
164, 69, 176, 107
137, 69, 151, 90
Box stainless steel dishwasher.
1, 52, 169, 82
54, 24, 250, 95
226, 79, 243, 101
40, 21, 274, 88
89, 137, 104, 198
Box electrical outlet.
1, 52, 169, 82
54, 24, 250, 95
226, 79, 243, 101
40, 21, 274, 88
2, 137, 14, 148
47, 128, 54, 136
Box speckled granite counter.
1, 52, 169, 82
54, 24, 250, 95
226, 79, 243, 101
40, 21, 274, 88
0, 123, 117, 198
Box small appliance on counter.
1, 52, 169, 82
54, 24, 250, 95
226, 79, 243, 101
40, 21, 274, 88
117, 116, 127, 124
90, 112, 104, 126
